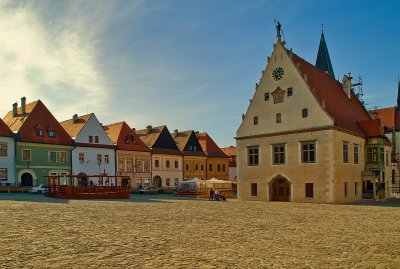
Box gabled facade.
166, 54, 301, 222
3, 98, 72, 186
136, 125, 182, 189
172, 130, 207, 180
198, 132, 229, 180
236, 27, 391, 203
0, 118, 15, 186
104, 122, 151, 189
60, 113, 115, 180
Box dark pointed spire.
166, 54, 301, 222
397, 79, 400, 109
316, 30, 335, 79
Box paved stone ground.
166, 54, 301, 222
0, 193, 400, 269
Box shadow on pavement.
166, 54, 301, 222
343, 198, 400, 208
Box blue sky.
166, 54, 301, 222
0, 0, 399, 147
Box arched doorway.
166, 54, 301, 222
269, 176, 291, 202
21, 173, 33, 187
153, 176, 162, 187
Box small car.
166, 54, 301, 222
30, 184, 48, 194
139, 186, 159, 195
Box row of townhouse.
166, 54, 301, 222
0, 98, 229, 189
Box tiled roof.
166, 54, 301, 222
135, 125, 164, 148
357, 119, 387, 138
315, 32, 335, 78
369, 107, 396, 132
396, 110, 400, 131
104, 121, 150, 152
172, 130, 192, 151
3, 100, 39, 133
221, 146, 236, 157
291, 52, 371, 136
172, 130, 206, 157
60, 114, 93, 138
198, 132, 229, 158
0, 118, 11, 137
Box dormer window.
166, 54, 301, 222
36, 129, 44, 137
265, 92, 270, 101
48, 130, 56, 137
287, 87, 293, 96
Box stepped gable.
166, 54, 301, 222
104, 121, 150, 152
136, 125, 181, 155
0, 118, 12, 137
198, 132, 228, 158
60, 113, 93, 139
172, 130, 205, 157
291, 52, 371, 137
3, 99, 72, 145
369, 107, 396, 133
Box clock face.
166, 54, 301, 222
272, 67, 284, 81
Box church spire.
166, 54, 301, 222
315, 29, 335, 79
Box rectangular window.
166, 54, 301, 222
97, 154, 102, 164
36, 129, 44, 136
104, 155, 109, 164
95, 136, 99, 143
209, 164, 212, 171
166, 160, 170, 168
0, 168, 7, 181
155, 159, 159, 168
89, 136, 93, 143
264, 92, 270, 101
175, 178, 179, 186
344, 182, 348, 197
217, 164, 221, 172
343, 142, 349, 163
195, 164, 199, 171
22, 149, 31, 161
126, 158, 133, 172
305, 183, 313, 198
248, 146, 259, 166
276, 113, 281, 123
0, 143, 7, 156
287, 87, 293, 96
386, 151, 389, 166
185, 163, 189, 171
367, 148, 373, 162
301, 141, 316, 163
251, 183, 257, 196
174, 160, 179, 169
166, 178, 170, 186
48, 130, 56, 137
222, 164, 225, 172
79, 153, 85, 163
373, 147, 378, 162
60, 152, 67, 162
49, 151, 57, 162
201, 164, 204, 171
272, 144, 285, 165
136, 178, 142, 185
253, 116, 258, 125
354, 144, 359, 164
302, 108, 308, 118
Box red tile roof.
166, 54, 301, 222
198, 132, 229, 158
291, 52, 371, 136
3, 100, 72, 145
369, 107, 396, 132
396, 110, 400, 131
104, 122, 150, 152
357, 119, 386, 138
221, 146, 236, 157
60, 114, 93, 138
0, 118, 11, 137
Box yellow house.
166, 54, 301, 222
198, 132, 229, 180
236, 25, 391, 203
172, 130, 207, 180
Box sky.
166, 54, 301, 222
0, 0, 399, 147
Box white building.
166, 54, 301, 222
61, 114, 116, 183
0, 119, 15, 186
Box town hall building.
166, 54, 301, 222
236, 24, 391, 203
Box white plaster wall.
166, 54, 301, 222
74, 114, 113, 146
0, 137, 16, 185
237, 42, 333, 138
72, 147, 115, 176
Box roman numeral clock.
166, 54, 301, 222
272, 67, 284, 81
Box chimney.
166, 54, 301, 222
146, 125, 152, 134
194, 131, 199, 137
72, 114, 78, 123
370, 111, 378, 120
174, 129, 178, 137
12, 102, 18, 117
342, 74, 352, 99
132, 128, 136, 132
21, 97, 26, 115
